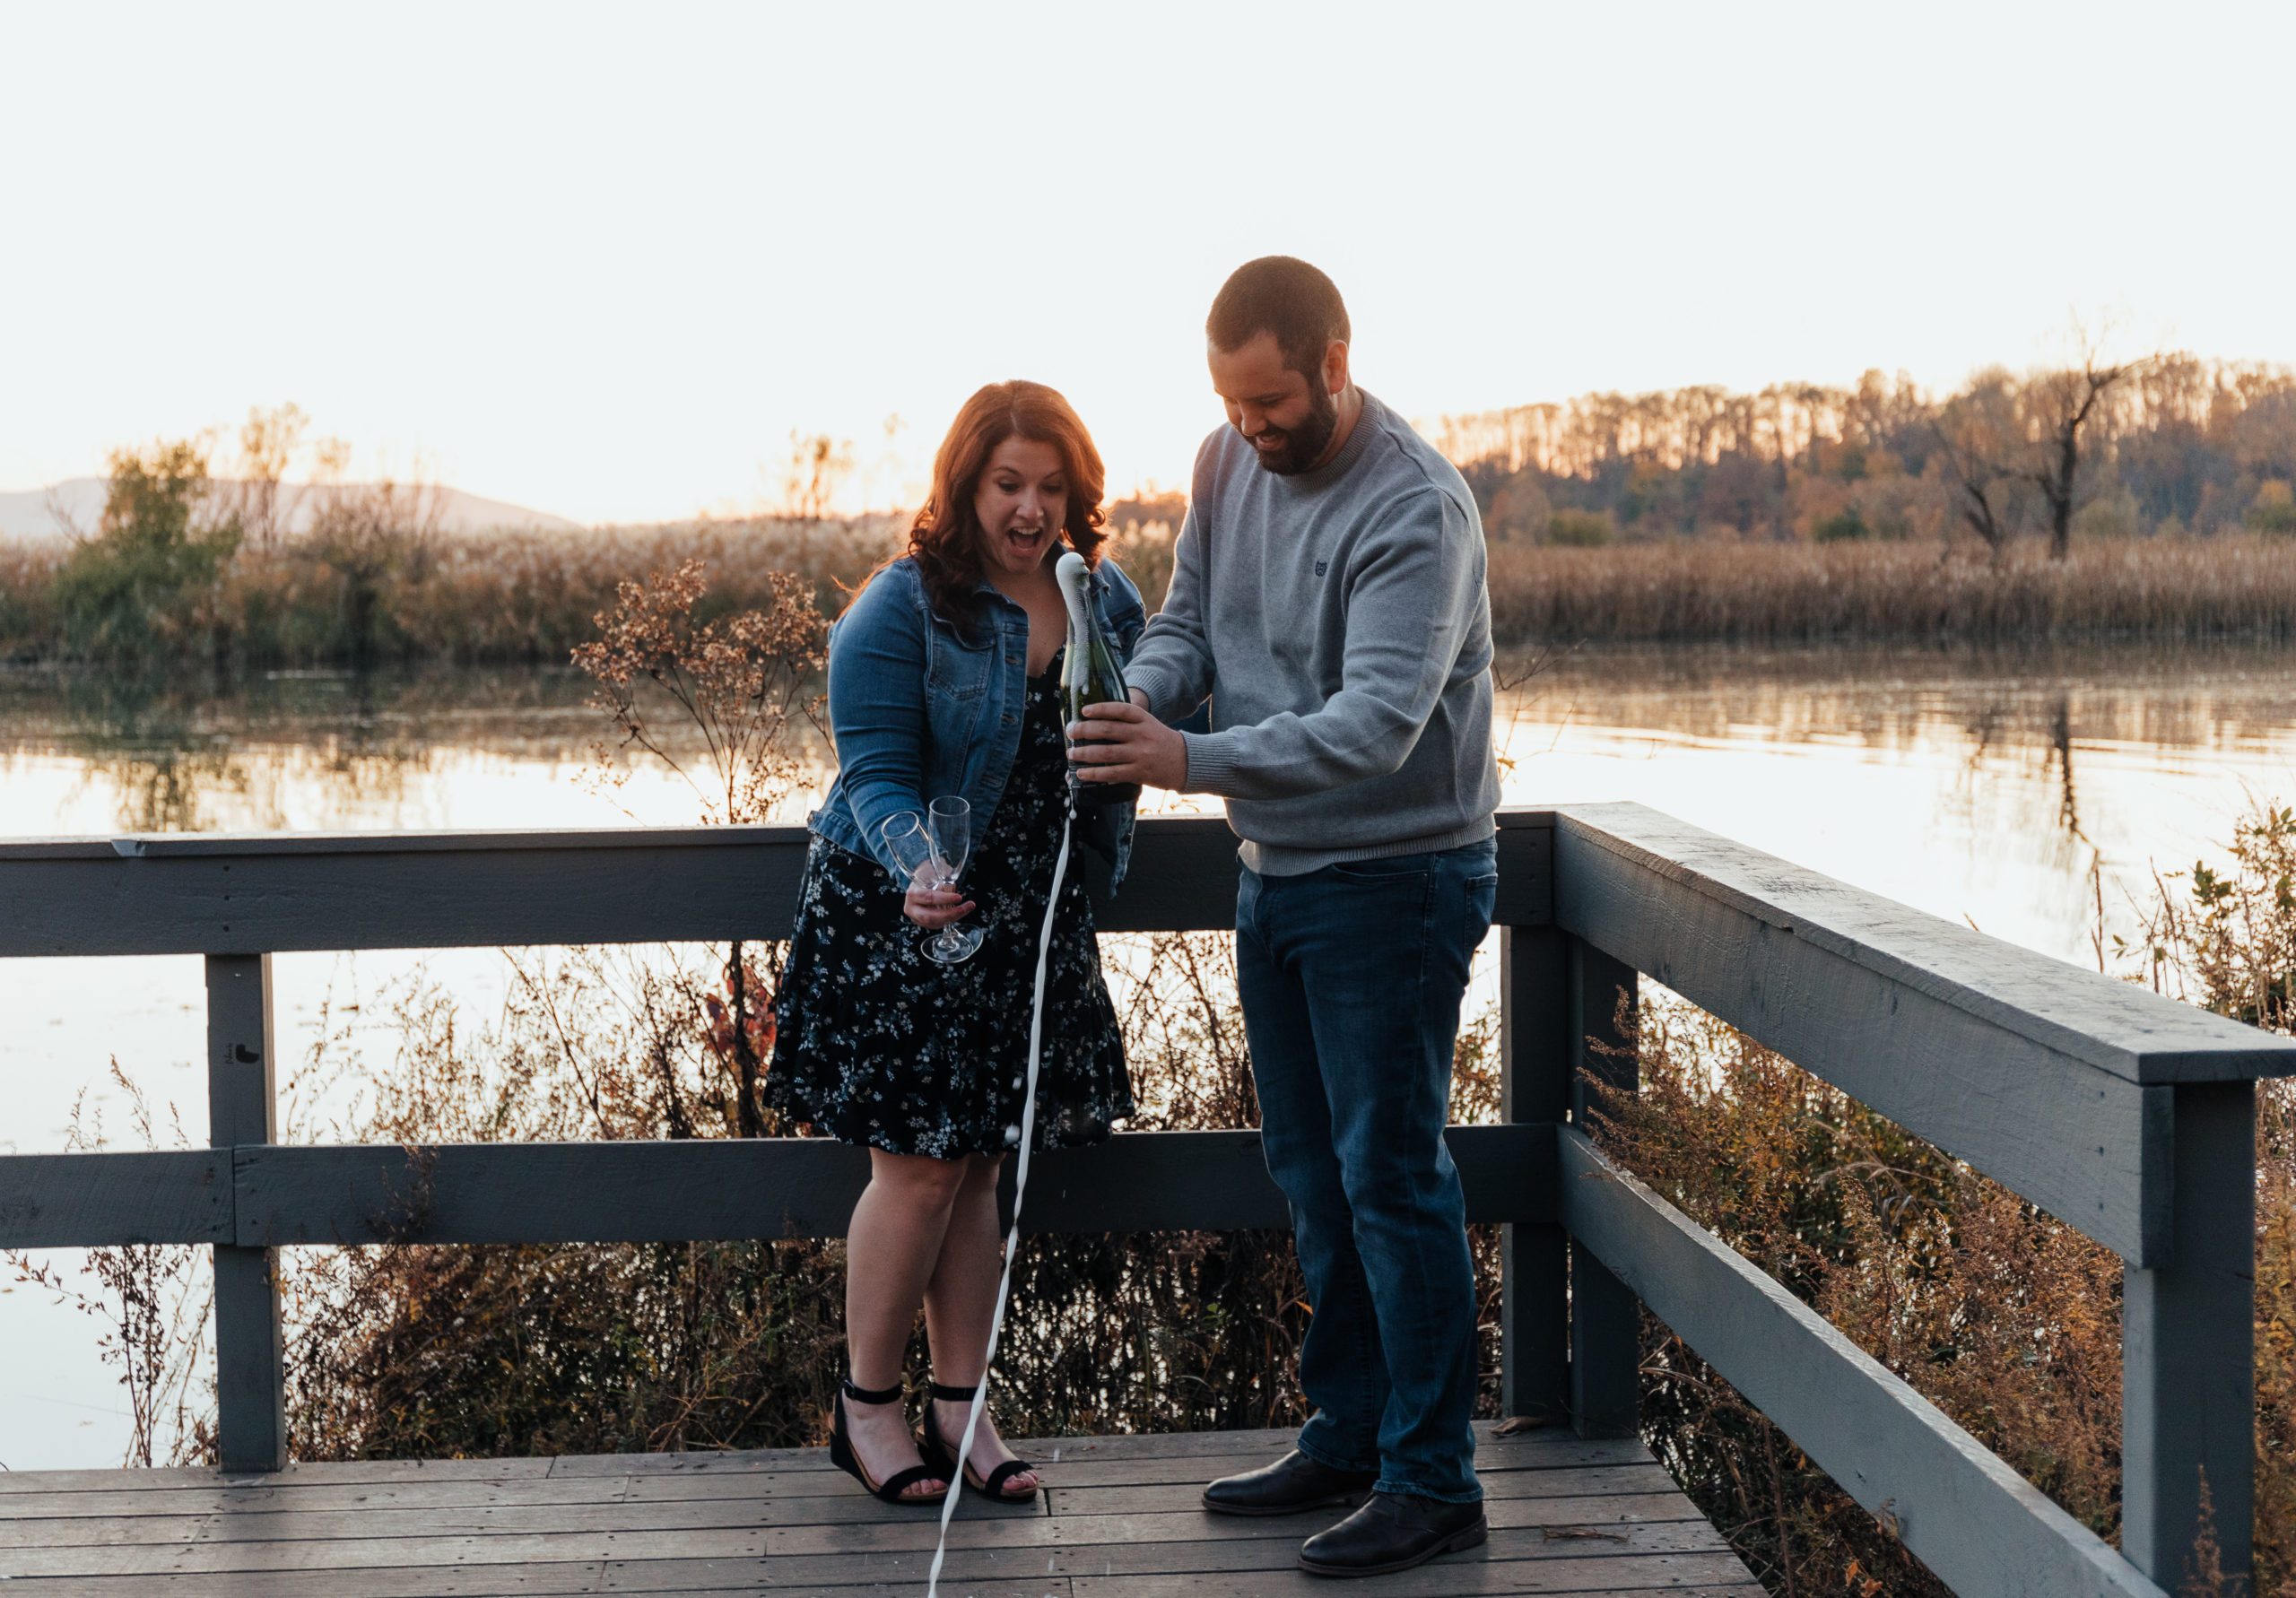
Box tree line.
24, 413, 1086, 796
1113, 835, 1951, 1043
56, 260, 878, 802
1436, 353, 2296, 556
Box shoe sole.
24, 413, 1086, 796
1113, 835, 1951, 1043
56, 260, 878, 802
1202, 1487, 1374, 1518
1296, 1517, 1489, 1577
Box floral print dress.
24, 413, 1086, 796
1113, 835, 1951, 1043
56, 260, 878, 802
765, 657, 1132, 1158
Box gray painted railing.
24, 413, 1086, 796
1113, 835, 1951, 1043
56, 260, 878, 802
0, 803, 2282, 1598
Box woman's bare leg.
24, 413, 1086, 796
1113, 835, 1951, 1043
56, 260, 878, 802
842, 1149, 967, 1499
921, 1152, 1039, 1492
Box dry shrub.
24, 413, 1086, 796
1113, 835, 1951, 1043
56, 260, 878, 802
2124, 803, 2296, 1032
1488, 538, 2296, 646
2126, 802, 2296, 1598
3, 1064, 213, 1466
571, 559, 828, 828
284, 951, 854, 1459
1593, 1001, 2126, 1598
0, 539, 63, 658
2259, 1135, 2296, 1598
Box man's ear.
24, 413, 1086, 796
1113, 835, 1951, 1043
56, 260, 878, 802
1322, 338, 1352, 397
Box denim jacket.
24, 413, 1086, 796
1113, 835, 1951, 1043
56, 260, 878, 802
810, 554, 1148, 888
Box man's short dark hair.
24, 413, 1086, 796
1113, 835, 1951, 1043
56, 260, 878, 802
1207, 256, 1350, 380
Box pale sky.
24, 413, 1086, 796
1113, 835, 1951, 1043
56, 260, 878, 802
3, 1, 2291, 525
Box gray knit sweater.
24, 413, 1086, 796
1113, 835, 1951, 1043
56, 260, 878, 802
1126, 390, 1500, 875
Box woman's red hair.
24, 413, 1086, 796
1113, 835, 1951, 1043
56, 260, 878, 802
901, 380, 1107, 635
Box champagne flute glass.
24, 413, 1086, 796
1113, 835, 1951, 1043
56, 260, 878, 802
881, 812, 980, 965
924, 797, 984, 963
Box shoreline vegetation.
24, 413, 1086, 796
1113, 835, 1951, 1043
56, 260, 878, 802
12, 344, 2296, 668
10, 500, 2296, 665
1488, 537, 2296, 643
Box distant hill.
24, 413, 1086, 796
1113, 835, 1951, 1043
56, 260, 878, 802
0, 479, 582, 541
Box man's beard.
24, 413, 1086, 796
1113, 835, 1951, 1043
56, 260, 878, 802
1248, 381, 1339, 475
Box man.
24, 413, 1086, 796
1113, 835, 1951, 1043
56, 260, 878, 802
1071, 256, 1500, 1578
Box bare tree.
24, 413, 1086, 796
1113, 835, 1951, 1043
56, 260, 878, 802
2024, 342, 2144, 560
1930, 371, 2026, 559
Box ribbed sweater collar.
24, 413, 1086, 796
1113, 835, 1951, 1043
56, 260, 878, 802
1286, 387, 1380, 491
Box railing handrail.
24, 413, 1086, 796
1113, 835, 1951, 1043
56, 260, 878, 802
1558, 802, 2296, 1086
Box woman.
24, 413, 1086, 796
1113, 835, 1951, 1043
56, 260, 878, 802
766, 380, 1144, 1506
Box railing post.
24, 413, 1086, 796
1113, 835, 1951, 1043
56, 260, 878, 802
207, 952, 284, 1472
1499, 925, 1568, 1423
2122, 1080, 2255, 1590
1569, 937, 1639, 1438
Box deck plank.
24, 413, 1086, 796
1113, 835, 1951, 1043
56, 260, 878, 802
0, 1426, 1752, 1596
0, 1492, 1047, 1551
1068, 1559, 1758, 1596
1048, 1463, 1676, 1518
0, 1455, 558, 1494
685, 1522, 1731, 1590
84, 1566, 606, 1597
0, 1463, 1660, 1549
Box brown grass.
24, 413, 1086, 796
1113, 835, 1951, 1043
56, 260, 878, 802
0, 517, 901, 665
1488, 538, 2296, 645
18, 505, 2294, 664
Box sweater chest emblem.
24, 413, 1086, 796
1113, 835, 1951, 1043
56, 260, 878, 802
1314, 560, 1328, 577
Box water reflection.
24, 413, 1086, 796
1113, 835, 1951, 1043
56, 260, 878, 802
1501, 639, 2296, 752
0, 665, 621, 838
1492, 640, 2296, 965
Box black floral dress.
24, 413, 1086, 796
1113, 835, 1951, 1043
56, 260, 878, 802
765, 657, 1132, 1158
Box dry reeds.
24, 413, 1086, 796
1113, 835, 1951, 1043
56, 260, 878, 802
0, 514, 1194, 666
390, 519, 898, 663
0, 517, 902, 666
1488, 538, 2296, 646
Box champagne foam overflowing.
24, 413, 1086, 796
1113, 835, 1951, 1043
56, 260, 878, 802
924, 795, 1072, 1597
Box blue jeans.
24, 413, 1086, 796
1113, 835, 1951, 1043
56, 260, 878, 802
1235, 838, 1498, 1504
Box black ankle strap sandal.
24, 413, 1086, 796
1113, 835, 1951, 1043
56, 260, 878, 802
921, 1380, 1039, 1503
828, 1376, 947, 1506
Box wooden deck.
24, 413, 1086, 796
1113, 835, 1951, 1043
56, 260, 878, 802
0, 1421, 1757, 1597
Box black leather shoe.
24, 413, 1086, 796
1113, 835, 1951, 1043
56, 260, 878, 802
1298, 1490, 1488, 1577
1202, 1450, 1378, 1517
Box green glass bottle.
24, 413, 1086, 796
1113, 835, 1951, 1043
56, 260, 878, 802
1055, 551, 1139, 803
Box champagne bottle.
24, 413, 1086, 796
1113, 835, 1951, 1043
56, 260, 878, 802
1054, 551, 1139, 803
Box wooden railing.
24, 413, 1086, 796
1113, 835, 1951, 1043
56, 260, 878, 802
0, 803, 2283, 1598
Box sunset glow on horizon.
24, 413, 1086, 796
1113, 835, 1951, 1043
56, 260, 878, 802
4, 1, 2292, 525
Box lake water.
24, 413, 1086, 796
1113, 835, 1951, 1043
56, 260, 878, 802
4, 642, 2295, 1469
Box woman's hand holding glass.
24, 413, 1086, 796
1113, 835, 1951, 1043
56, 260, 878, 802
882, 799, 985, 964
901, 879, 972, 929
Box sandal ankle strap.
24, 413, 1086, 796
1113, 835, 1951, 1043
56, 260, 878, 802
928, 1380, 979, 1403
842, 1375, 906, 1406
